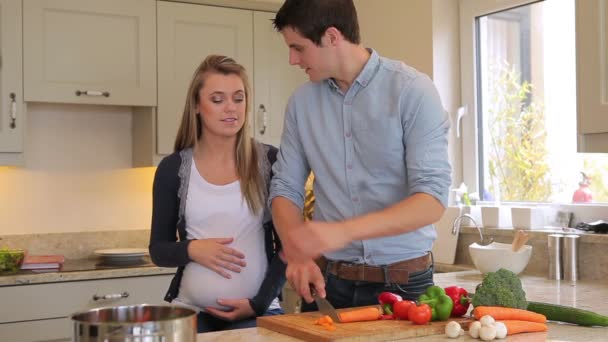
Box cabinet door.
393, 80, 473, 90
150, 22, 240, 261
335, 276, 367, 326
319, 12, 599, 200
0, 0, 23, 155
23, 0, 156, 106
576, 0, 608, 151
0, 274, 174, 324
253, 12, 307, 147
157, 1, 253, 155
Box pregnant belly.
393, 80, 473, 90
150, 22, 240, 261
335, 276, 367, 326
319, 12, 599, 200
177, 251, 267, 310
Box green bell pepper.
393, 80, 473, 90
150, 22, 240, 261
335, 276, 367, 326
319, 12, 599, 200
417, 285, 454, 321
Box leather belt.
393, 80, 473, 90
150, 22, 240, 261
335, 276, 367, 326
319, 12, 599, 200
316, 254, 432, 284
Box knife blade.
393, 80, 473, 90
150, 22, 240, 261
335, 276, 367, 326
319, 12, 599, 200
312, 288, 340, 323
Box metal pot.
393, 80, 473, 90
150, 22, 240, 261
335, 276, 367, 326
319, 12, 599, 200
71, 304, 197, 342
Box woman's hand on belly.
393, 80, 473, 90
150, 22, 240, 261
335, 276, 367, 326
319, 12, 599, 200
204, 298, 255, 321
187, 237, 246, 279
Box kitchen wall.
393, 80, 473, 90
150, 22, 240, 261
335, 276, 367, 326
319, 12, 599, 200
0, 103, 155, 235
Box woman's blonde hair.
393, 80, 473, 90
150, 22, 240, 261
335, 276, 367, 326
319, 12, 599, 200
174, 55, 265, 214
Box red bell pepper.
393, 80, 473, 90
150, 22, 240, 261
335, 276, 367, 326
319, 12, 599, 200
444, 286, 470, 317
377, 292, 403, 315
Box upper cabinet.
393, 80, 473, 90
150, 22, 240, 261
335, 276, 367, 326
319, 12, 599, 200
156, 1, 306, 155
156, 1, 254, 155
253, 11, 307, 147
0, 0, 23, 164
576, 0, 608, 152
23, 0, 157, 106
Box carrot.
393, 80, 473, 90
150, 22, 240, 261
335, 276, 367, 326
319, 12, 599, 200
473, 306, 547, 323
338, 307, 381, 323
314, 315, 336, 331
315, 315, 334, 325
499, 320, 548, 335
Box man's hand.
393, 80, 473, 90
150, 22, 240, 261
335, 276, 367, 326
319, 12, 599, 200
204, 298, 255, 321
286, 259, 325, 304
283, 221, 351, 262
187, 238, 246, 279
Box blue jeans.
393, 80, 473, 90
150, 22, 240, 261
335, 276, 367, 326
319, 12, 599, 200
301, 266, 434, 311
197, 307, 283, 333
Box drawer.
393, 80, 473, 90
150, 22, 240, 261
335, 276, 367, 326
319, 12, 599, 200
0, 274, 173, 323
0, 317, 70, 342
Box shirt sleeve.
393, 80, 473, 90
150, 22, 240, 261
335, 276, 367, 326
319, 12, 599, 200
269, 95, 311, 210
149, 155, 192, 267
401, 75, 452, 207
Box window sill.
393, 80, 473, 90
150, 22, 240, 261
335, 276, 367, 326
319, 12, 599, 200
459, 226, 608, 245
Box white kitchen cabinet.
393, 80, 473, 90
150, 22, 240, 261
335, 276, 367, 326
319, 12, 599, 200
0, 274, 173, 341
23, 0, 157, 107
576, 0, 608, 152
153, 2, 305, 157
0, 0, 24, 166
253, 12, 307, 147
156, 1, 254, 155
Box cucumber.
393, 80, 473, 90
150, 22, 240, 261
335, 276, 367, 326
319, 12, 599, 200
527, 301, 608, 327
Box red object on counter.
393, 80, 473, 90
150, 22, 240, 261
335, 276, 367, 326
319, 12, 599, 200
573, 172, 593, 203
444, 286, 470, 317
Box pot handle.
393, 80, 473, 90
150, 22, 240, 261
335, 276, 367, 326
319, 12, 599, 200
93, 291, 129, 301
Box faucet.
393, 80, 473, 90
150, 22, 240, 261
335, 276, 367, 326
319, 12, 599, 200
452, 214, 494, 246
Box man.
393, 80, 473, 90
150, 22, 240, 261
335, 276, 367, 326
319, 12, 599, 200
269, 0, 452, 311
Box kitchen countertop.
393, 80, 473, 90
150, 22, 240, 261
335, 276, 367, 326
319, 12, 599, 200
197, 270, 608, 342
0, 257, 176, 286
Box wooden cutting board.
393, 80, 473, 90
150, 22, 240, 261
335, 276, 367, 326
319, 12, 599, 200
257, 307, 473, 342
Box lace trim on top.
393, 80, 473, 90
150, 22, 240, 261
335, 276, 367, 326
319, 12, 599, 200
256, 142, 272, 223
177, 148, 193, 223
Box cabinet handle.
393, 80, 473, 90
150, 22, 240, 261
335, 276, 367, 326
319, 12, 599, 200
92, 291, 129, 301
9, 93, 17, 129
257, 104, 267, 135
75, 90, 110, 97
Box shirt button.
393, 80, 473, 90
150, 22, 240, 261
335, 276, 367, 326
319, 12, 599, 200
353, 197, 359, 202
345, 132, 351, 138
347, 164, 353, 170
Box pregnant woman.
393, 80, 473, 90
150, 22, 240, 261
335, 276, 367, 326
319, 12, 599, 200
149, 55, 286, 333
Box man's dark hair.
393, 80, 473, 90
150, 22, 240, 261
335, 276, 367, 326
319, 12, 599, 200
273, 0, 361, 46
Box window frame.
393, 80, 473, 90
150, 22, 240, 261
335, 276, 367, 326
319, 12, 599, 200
459, 0, 543, 196
459, 0, 608, 222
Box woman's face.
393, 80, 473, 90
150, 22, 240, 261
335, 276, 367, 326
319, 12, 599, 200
197, 72, 246, 139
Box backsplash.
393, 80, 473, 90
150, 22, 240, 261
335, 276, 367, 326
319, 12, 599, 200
0, 229, 150, 260
454, 227, 608, 281
0, 103, 156, 235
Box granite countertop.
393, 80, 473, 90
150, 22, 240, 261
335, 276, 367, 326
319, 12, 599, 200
0, 257, 176, 286
198, 271, 608, 342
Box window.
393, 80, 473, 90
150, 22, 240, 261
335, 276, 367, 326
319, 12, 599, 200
461, 0, 608, 204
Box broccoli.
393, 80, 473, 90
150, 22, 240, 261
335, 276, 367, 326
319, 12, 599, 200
471, 268, 528, 309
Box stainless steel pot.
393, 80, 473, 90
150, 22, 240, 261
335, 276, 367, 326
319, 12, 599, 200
71, 304, 197, 342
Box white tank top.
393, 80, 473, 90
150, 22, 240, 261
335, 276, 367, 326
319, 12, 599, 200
175, 160, 279, 312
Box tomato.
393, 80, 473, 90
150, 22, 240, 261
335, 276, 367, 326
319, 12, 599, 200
408, 303, 432, 325
393, 300, 415, 320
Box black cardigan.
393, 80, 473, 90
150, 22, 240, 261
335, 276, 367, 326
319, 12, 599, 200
148, 144, 286, 316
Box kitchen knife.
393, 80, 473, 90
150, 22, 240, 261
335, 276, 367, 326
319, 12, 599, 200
311, 288, 340, 323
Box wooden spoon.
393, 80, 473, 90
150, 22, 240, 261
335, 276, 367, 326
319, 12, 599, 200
512, 230, 530, 252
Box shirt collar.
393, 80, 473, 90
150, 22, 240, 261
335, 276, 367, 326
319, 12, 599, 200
326, 48, 379, 91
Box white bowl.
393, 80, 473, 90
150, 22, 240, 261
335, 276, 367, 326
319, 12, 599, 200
469, 242, 532, 275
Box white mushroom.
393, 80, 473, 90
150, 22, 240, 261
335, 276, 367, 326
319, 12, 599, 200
469, 321, 482, 339
445, 321, 462, 338
480, 315, 496, 327
479, 324, 497, 341
494, 322, 508, 339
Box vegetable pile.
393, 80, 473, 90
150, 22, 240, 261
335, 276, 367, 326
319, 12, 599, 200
0, 248, 25, 274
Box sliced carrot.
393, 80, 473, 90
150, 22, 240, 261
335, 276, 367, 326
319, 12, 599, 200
473, 306, 547, 323
499, 320, 548, 335
314, 315, 336, 331
338, 307, 381, 323
315, 315, 334, 325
